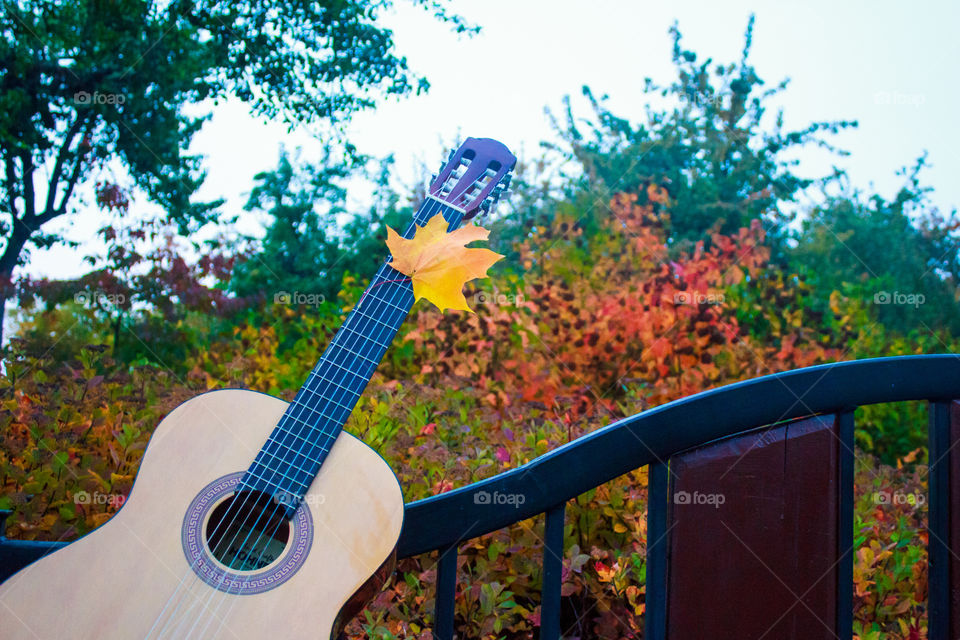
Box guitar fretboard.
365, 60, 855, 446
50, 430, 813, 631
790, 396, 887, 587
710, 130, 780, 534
240, 197, 464, 516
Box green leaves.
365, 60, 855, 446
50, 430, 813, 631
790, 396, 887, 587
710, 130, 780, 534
0, 0, 472, 343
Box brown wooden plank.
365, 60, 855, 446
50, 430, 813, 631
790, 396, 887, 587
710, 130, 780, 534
666, 415, 839, 640
948, 400, 960, 639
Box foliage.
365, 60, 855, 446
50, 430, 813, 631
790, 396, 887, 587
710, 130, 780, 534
852, 452, 928, 640
14, 212, 244, 366
0, 345, 190, 538
4, 191, 927, 639
531, 16, 855, 257
0, 343, 935, 639
0, 0, 471, 338
230, 150, 411, 312
1, 12, 955, 639
397, 189, 841, 422
790, 157, 960, 335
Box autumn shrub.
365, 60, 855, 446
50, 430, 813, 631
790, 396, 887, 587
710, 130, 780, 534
0, 189, 944, 639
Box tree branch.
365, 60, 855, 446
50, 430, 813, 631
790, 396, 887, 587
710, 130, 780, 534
2, 154, 18, 220
41, 120, 93, 225
18, 150, 35, 221
44, 115, 87, 216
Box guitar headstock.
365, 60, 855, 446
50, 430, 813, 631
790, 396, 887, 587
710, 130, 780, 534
429, 137, 517, 219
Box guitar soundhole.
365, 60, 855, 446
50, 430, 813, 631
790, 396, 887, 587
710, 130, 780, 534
205, 490, 291, 571
182, 472, 313, 594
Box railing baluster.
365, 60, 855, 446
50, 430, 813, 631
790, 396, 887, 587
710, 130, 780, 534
929, 401, 951, 640
541, 503, 566, 640
644, 461, 668, 640
435, 544, 458, 640
837, 410, 855, 640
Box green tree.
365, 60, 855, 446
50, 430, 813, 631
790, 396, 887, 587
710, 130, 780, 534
0, 0, 471, 342
790, 157, 960, 334
230, 149, 408, 313
536, 16, 854, 254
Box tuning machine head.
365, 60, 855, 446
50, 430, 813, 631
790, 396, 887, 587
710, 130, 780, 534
428, 137, 517, 218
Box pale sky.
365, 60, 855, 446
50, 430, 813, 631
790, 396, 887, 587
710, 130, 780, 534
29, 0, 960, 280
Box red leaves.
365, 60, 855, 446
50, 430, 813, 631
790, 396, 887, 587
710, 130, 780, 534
94, 181, 130, 214
400, 187, 831, 421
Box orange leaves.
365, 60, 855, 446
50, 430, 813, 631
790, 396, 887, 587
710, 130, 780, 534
594, 560, 617, 582
394, 186, 840, 423
386, 213, 503, 312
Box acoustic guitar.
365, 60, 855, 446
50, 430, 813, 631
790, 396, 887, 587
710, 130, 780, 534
0, 137, 516, 639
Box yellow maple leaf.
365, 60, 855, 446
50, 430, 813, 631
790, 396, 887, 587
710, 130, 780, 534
386, 213, 503, 312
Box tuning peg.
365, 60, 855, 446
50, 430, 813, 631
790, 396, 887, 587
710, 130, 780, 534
500, 174, 512, 190
479, 199, 492, 215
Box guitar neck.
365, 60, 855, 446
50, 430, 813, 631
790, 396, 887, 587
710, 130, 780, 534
240, 196, 465, 515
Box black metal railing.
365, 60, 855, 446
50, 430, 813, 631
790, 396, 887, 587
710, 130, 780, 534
3, 355, 960, 639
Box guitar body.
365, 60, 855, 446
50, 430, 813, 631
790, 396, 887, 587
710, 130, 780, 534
0, 389, 404, 639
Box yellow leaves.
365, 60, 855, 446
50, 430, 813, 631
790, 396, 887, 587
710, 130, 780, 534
595, 561, 618, 583
386, 213, 503, 312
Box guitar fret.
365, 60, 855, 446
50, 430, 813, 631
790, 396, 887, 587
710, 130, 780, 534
268, 424, 334, 454
329, 341, 380, 366
294, 386, 355, 416
283, 403, 344, 433
339, 323, 391, 352
366, 290, 410, 315
257, 447, 318, 478
249, 458, 310, 488
306, 369, 362, 400
244, 467, 307, 494
266, 430, 315, 452
321, 355, 373, 384
352, 308, 396, 332
242, 200, 468, 515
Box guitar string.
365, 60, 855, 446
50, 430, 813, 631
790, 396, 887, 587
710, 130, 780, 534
192, 268, 416, 639
163, 197, 449, 639
159, 208, 435, 640
188, 207, 444, 637
168, 157, 496, 635
151, 161, 487, 636
146, 198, 443, 639
153, 230, 422, 640
192, 198, 455, 636
186, 198, 452, 639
